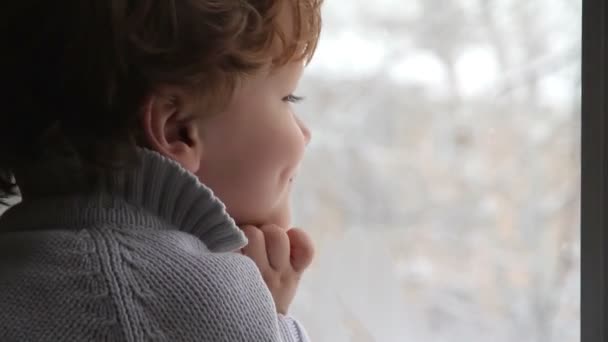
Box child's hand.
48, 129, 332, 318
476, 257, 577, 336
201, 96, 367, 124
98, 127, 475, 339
240, 224, 314, 315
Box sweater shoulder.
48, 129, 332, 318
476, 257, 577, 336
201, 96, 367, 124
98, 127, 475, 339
98, 227, 283, 341
0, 227, 281, 341
0, 228, 125, 340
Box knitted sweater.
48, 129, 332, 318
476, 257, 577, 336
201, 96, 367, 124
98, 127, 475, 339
0, 148, 310, 342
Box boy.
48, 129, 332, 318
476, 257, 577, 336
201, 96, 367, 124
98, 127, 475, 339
0, 0, 322, 341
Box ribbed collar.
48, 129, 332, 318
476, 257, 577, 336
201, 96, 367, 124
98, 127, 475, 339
0, 148, 247, 253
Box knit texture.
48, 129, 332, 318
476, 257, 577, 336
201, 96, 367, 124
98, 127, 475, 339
0, 148, 309, 342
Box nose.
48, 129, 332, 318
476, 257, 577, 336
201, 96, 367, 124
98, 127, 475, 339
296, 116, 312, 145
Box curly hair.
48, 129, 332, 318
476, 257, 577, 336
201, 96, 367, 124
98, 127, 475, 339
0, 0, 322, 204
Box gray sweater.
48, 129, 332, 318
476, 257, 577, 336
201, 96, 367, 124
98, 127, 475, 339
0, 148, 310, 341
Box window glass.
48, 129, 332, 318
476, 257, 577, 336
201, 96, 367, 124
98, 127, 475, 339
292, 1, 581, 341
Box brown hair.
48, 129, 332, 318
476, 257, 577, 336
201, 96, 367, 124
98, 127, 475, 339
0, 0, 322, 203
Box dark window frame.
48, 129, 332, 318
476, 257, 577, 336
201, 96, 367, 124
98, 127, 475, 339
581, 0, 607, 340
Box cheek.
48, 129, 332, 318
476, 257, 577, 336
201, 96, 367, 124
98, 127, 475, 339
259, 114, 307, 178
241, 120, 302, 191
196, 108, 306, 223
230, 128, 304, 221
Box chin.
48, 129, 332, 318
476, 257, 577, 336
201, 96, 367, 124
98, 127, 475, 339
274, 197, 293, 228
231, 186, 292, 228
231, 202, 291, 229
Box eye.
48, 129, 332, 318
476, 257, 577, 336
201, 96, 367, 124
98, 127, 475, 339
283, 94, 305, 103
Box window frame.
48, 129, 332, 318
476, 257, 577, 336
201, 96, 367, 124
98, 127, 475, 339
581, 0, 607, 340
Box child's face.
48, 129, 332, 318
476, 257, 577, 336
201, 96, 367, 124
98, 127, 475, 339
194, 60, 310, 228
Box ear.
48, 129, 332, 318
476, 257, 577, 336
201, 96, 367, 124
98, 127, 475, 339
140, 86, 204, 173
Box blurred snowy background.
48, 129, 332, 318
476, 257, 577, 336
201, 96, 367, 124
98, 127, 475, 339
289, 0, 581, 341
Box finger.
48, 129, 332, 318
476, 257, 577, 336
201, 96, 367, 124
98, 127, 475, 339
240, 225, 269, 269
286, 228, 315, 273
258, 224, 290, 271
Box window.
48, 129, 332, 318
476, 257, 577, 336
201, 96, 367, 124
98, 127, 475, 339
581, 0, 607, 340
291, 1, 584, 340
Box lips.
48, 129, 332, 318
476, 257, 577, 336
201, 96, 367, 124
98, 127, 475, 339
284, 169, 297, 184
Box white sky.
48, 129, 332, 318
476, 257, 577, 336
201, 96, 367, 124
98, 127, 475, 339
306, 0, 580, 105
